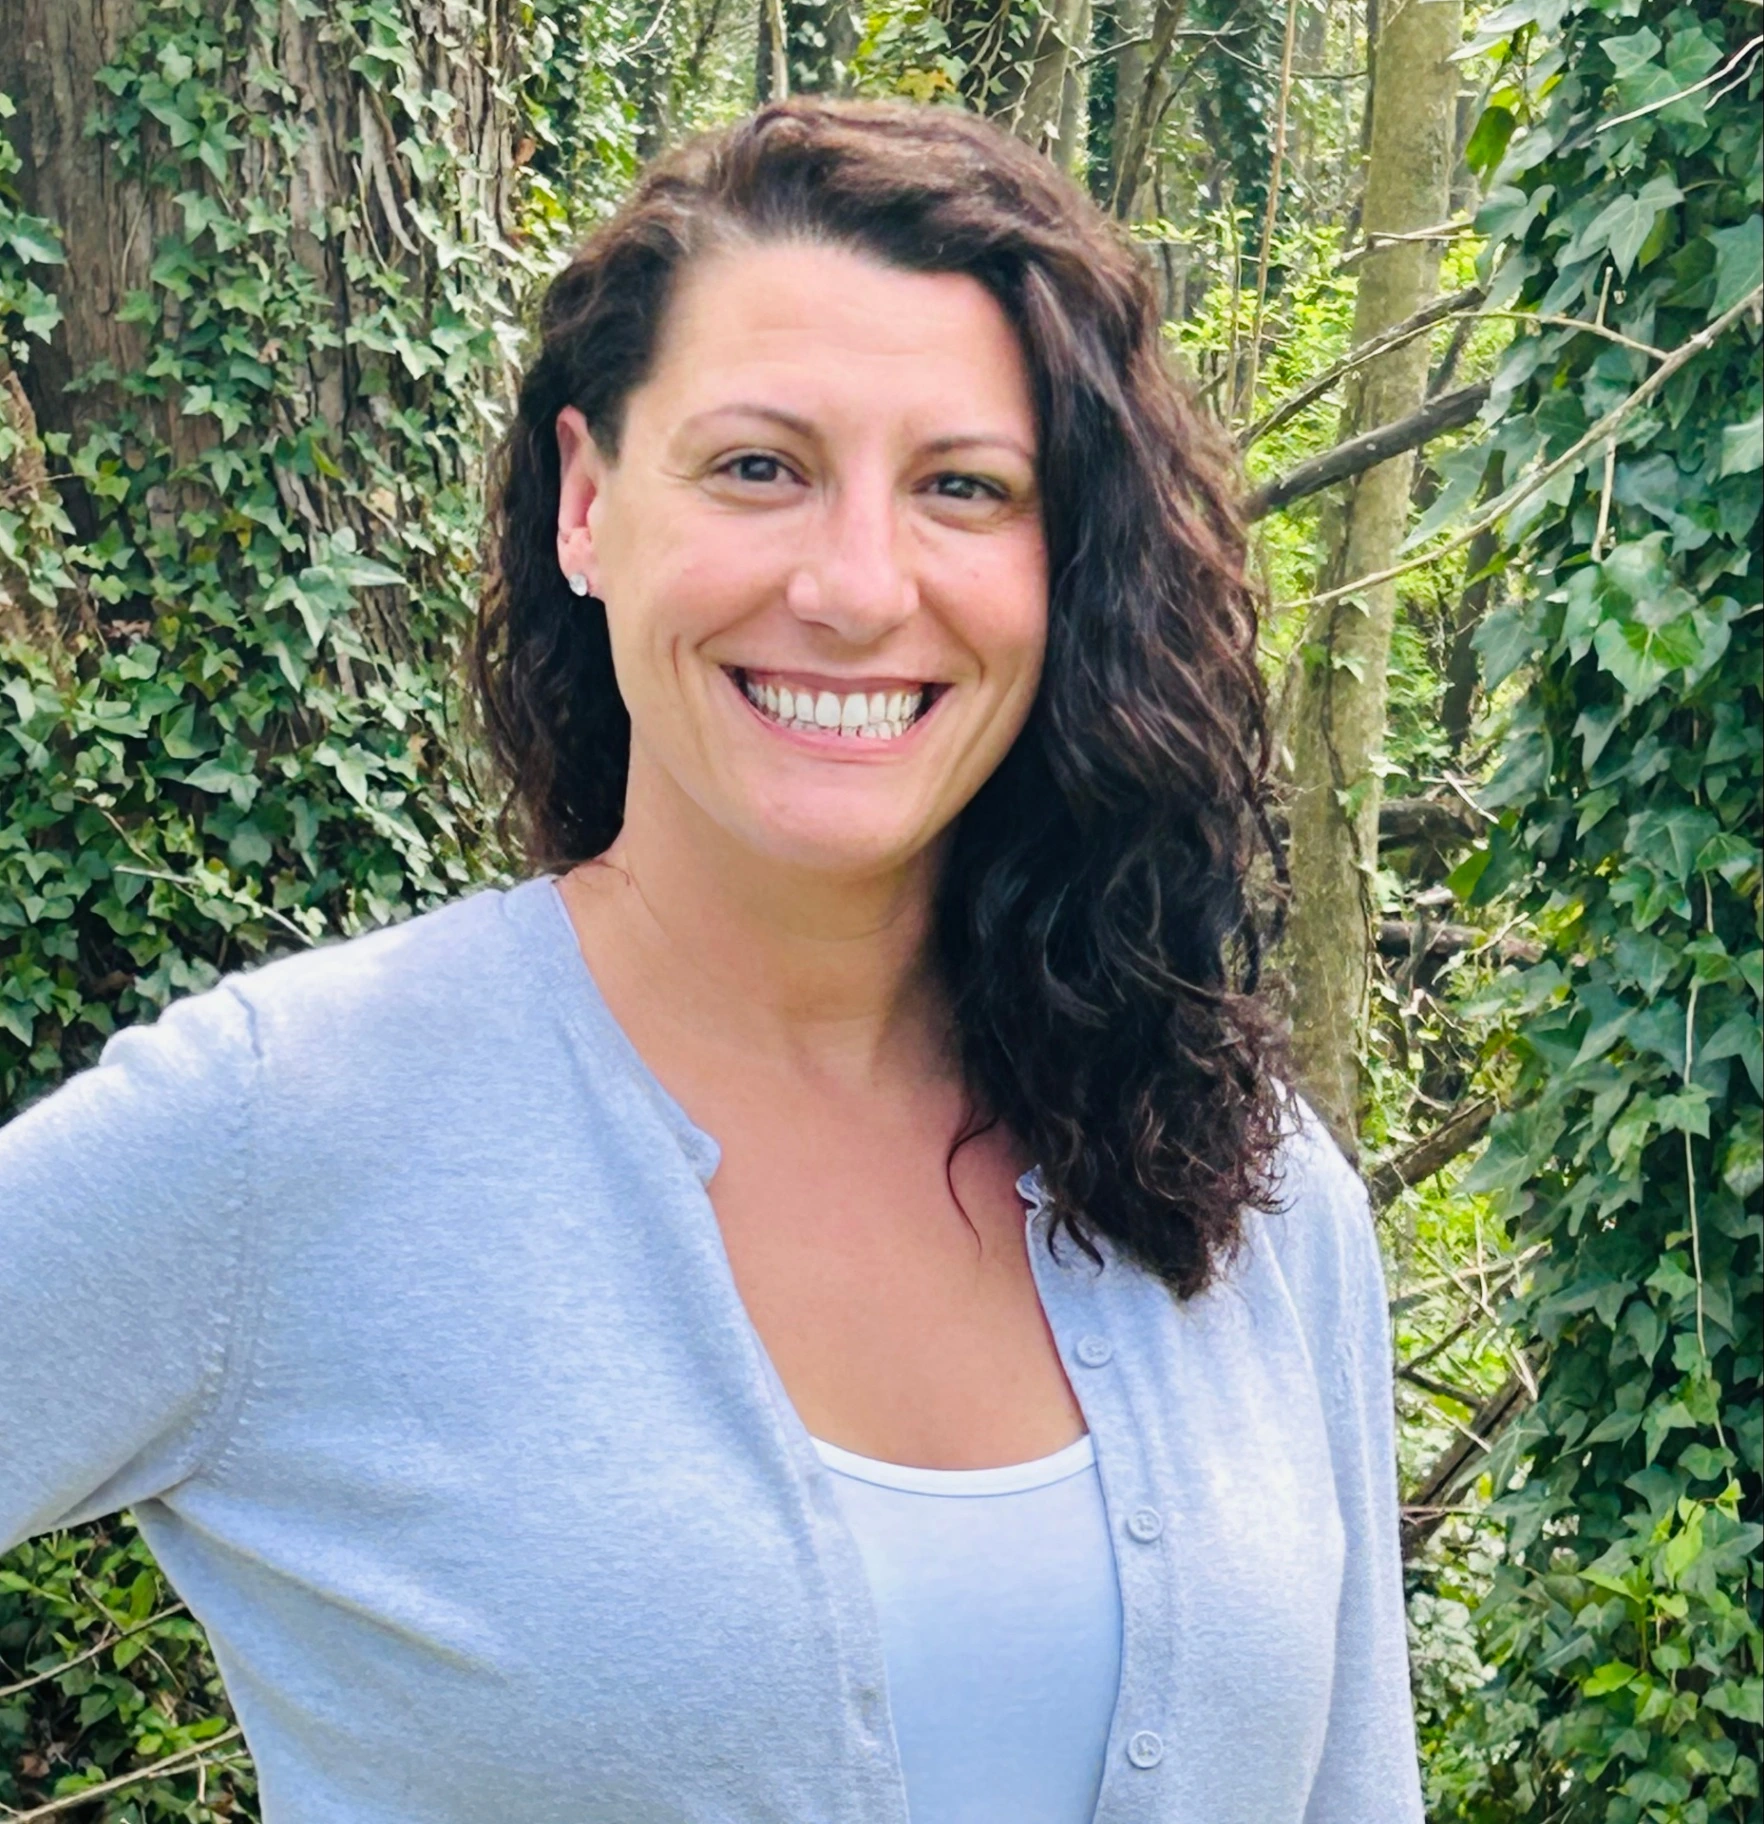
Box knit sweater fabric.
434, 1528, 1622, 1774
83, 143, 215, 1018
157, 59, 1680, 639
0, 877, 1425, 1823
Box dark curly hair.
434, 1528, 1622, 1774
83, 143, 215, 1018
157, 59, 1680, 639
473, 97, 1291, 1299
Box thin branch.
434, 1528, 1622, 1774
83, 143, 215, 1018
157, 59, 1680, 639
1243, 298, 1664, 451
1339, 218, 1477, 265
0, 1732, 245, 1823
1241, 284, 1485, 447
1280, 284, 1764, 611
0, 1606, 188, 1701
1401, 1371, 1534, 1559
1600, 32, 1761, 129
1239, 0, 1302, 421
765, 0, 790, 98
1108, 0, 1193, 218
1367, 1097, 1497, 1208
1398, 1364, 1488, 1408
1400, 1311, 1482, 1374
112, 865, 317, 948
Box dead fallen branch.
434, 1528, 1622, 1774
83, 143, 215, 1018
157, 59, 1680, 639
1368, 1097, 1496, 1209
1402, 1370, 1534, 1560
1374, 920, 1543, 965
1245, 382, 1490, 519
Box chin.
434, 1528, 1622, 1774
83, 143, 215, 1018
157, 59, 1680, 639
734, 805, 938, 880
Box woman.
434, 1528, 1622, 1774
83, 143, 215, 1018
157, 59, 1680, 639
1, 99, 1423, 1823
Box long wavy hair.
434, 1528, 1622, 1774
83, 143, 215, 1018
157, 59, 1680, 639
474, 98, 1291, 1299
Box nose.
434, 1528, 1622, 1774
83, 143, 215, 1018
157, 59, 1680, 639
785, 469, 918, 643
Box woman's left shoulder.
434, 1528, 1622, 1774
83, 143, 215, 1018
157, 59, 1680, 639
1240, 1097, 1384, 1331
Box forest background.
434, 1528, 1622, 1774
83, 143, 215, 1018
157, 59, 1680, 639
0, 0, 1756, 1819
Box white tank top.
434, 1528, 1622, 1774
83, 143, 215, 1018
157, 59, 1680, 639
812, 1432, 1123, 1824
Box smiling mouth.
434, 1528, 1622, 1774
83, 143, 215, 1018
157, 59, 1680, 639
731, 669, 937, 741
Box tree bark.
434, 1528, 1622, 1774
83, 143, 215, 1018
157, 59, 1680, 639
1013, 0, 1093, 157
1109, 0, 1190, 219
1105, 0, 1153, 210
1279, 0, 1463, 1140
0, 0, 518, 656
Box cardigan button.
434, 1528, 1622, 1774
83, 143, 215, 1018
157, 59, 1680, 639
1074, 1334, 1113, 1368
1126, 1506, 1164, 1542
1127, 1729, 1165, 1769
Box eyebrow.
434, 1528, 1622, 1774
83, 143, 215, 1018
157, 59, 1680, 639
680, 404, 1034, 464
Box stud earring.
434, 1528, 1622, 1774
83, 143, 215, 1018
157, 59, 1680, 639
567, 573, 590, 598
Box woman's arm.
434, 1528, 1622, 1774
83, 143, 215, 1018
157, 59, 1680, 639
1283, 1118, 1427, 1824
0, 984, 260, 1551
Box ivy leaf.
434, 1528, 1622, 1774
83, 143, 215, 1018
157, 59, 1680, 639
1625, 807, 1719, 883
1723, 1127, 1764, 1197
1701, 1014, 1763, 1095
1598, 27, 1661, 77
1573, 982, 1635, 1064
1707, 218, 1762, 318
1473, 602, 1542, 688
1611, 929, 1676, 998
5, 216, 65, 265
1653, 1086, 1710, 1136
1592, 614, 1701, 701
1568, 175, 1682, 279
1581, 1660, 1638, 1695
1464, 106, 1517, 180
1719, 412, 1763, 478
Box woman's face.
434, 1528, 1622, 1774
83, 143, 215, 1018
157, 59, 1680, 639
556, 240, 1048, 879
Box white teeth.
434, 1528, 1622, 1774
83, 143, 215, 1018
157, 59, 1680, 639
740, 673, 929, 740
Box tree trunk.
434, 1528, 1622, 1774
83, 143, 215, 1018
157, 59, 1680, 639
1014, 0, 1092, 156
758, 0, 857, 99
1055, 0, 1094, 173
1280, 0, 1463, 1141
0, 4, 525, 1807
1106, 0, 1153, 210
0, 0, 519, 658
1109, 0, 1190, 219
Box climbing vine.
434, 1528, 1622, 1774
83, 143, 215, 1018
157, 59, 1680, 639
1420, 0, 1763, 1814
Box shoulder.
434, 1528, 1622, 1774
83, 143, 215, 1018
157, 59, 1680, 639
61, 880, 555, 1135
222, 879, 535, 1032
1241, 1097, 1384, 1345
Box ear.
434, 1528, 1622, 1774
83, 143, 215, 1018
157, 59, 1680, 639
556, 406, 610, 594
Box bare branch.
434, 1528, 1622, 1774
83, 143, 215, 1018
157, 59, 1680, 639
1367, 1097, 1496, 1208
1401, 1371, 1533, 1559
1245, 382, 1490, 518
1282, 284, 1764, 613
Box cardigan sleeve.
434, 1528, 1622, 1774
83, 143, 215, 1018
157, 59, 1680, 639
0, 983, 261, 1553
1279, 1116, 1426, 1824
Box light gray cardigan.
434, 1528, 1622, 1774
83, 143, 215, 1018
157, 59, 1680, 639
0, 878, 1424, 1823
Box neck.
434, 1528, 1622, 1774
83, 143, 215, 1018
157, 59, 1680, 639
560, 750, 950, 1085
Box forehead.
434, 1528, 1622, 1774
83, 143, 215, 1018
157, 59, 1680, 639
633, 240, 1036, 437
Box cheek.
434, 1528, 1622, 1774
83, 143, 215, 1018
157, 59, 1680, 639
604, 547, 767, 685
942, 537, 1049, 686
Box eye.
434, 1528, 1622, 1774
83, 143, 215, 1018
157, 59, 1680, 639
926, 472, 1009, 503
718, 452, 796, 485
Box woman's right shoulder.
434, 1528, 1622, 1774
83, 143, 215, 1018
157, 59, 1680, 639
8, 878, 563, 1144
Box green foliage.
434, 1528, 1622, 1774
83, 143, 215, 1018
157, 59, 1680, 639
1421, 0, 1764, 1813
0, 1527, 253, 1816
